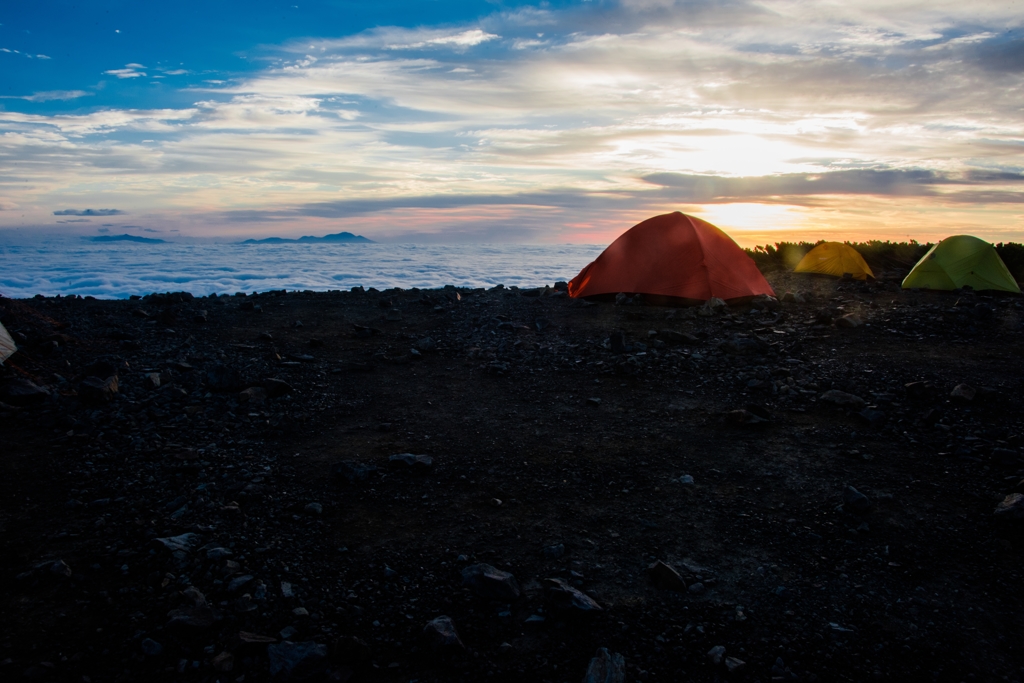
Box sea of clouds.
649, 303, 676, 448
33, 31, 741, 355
0, 239, 603, 299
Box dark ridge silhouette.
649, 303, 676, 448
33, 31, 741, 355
89, 234, 166, 244
240, 231, 373, 244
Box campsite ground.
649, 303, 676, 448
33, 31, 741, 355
2, 271, 1024, 682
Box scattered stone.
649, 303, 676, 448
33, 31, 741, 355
586, 397, 602, 407
264, 378, 295, 398
858, 408, 887, 427
542, 543, 565, 559
707, 645, 726, 664
992, 448, 1019, 466
678, 474, 695, 485
610, 331, 628, 354
422, 615, 465, 650
143, 372, 161, 390
166, 588, 218, 630
238, 386, 267, 404
698, 297, 727, 316
140, 638, 163, 656
388, 453, 434, 470
543, 577, 602, 616
416, 337, 437, 352
725, 409, 768, 426
904, 381, 936, 400
238, 631, 277, 645
304, 502, 323, 515
48, 560, 72, 578
582, 647, 626, 683
951, 384, 976, 401
835, 313, 865, 328
205, 363, 243, 392
386, 309, 403, 321
267, 641, 328, 681
820, 390, 867, 409
77, 374, 118, 404
843, 486, 872, 515
725, 656, 746, 673
331, 461, 377, 483
154, 533, 200, 553
647, 560, 687, 592
688, 582, 706, 594
994, 493, 1024, 521
227, 574, 254, 593
751, 294, 780, 311
211, 651, 234, 671
461, 564, 520, 601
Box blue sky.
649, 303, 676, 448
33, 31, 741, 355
2, 0, 1023, 244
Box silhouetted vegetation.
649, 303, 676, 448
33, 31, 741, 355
746, 240, 1024, 282
995, 243, 1024, 282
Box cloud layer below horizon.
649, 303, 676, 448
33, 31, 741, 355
1, 0, 1023, 245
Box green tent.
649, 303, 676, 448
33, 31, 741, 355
902, 235, 1020, 293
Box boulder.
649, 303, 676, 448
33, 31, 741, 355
263, 378, 294, 398
205, 364, 243, 392
461, 563, 520, 601
994, 493, 1024, 521
820, 390, 866, 409
544, 577, 602, 616
951, 384, 976, 402
0, 378, 50, 406
582, 647, 626, 683
267, 641, 328, 680
647, 560, 687, 592
78, 375, 118, 405
388, 453, 434, 471
422, 615, 465, 650
835, 314, 864, 328
843, 486, 872, 515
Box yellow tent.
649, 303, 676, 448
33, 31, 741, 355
794, 242, 874, 280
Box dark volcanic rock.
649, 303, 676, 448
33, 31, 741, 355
388, 453, 434, 470
461, 563, 520, 601
331, 461, 377, 483
544, 577, 602, 616
205, 363, 243, 392
994, 493, 1024, 521
821, 390, 866, 409
423, 615, 465, 650
647, 560, 687, 592
267, 640, 328, 680
0, 378, 50, 406
78, 375, 118, 404
264, 378, 295, 398
583, 647, 626, 683
843, 486, 872, 515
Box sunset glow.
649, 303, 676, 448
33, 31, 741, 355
1, 1, 1022, 244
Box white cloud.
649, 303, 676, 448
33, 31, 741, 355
2, 0, 1024, 241
104, 66, 146, 78
0, 90, 91, 102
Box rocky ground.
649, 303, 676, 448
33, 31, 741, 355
2, 271, 1024, 683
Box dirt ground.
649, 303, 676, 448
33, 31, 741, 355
2, 271, 1024, 683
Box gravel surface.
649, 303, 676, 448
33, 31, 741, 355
2, 271, 1024, 682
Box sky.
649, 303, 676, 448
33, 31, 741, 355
1, 0, 1023, 246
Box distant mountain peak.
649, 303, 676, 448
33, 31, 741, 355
240, 231, 373, 244
89, 234, 166, 244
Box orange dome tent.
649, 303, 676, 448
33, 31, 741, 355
793, 242, 874, 280
567, 212, 774, 303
